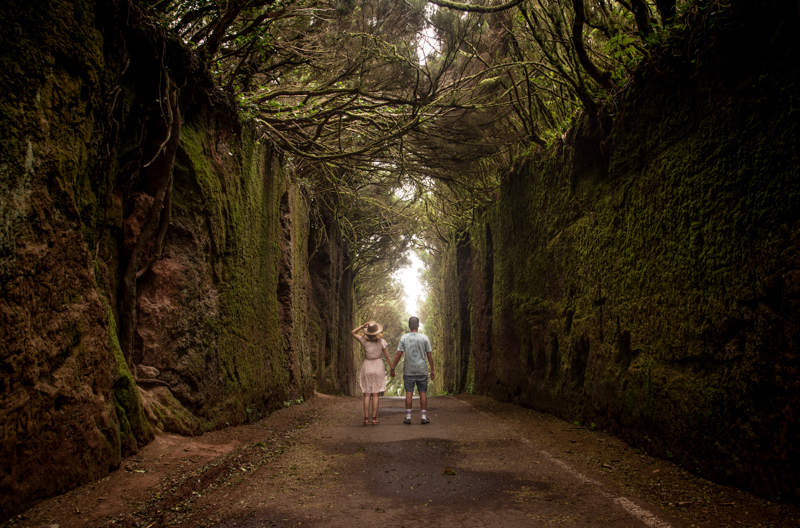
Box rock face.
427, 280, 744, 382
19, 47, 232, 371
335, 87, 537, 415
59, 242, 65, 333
0, 0, 355, 519
307, 205, 358, 396
429, 1, 800, 502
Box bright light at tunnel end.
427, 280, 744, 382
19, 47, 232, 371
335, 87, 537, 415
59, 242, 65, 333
394, 251, 425, 318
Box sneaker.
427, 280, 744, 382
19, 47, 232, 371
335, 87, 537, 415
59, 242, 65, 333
403, 417, 411, 424
421, 417, 430, 424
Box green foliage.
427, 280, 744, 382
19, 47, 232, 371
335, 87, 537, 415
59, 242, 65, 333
604, 34, 644, 82
133, 0, 675, 251
283, 398, 304, 408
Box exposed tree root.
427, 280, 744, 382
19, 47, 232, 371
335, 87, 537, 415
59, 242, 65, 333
120, 66, 182, 371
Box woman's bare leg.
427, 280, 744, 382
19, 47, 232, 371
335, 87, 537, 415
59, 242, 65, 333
363, 393, 370, 424
372, 394, 380, 423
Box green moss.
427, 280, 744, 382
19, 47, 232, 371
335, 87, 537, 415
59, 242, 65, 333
428, 16, 800, 499
147, 388, 202, 435
101, 299, 153, 455
178, 115, 295, 424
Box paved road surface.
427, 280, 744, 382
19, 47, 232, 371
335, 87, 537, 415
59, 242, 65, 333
206, 395, 681, 528
14, 394, 796, 528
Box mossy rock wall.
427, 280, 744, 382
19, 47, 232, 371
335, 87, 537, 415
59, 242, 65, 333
306, 204, 358, 396
430, 1, 800, 501
0, 0, 355, 518
0, 0, 136, 518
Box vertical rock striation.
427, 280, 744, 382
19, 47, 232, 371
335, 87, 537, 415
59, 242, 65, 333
307, 205, 358, 396
430, 0, 800, 502
0, 0, 356, 519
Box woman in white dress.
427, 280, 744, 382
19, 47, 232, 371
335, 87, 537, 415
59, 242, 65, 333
351, 321, 393, 425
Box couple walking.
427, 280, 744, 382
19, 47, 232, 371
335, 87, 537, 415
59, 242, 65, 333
350, 316, 436, 426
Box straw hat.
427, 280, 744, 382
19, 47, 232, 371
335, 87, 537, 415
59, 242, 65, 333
364, 321, 383, 335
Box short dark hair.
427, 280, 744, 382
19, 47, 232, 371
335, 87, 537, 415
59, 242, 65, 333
408, 316, 420, 331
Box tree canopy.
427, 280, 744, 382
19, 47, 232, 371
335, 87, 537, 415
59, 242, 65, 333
137, 0, 700, 315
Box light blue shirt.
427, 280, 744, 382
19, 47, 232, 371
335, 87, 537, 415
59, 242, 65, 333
398, 332, 432, 378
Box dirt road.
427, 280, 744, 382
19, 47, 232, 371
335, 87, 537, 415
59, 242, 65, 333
7, 394, 798, 528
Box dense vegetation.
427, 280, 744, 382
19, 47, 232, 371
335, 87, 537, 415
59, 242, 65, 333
2, 0, 795, 515
133, 0, 704, 330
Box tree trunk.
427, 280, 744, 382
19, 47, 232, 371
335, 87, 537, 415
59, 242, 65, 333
571, 0, 615, 91
630, 0, 653, 37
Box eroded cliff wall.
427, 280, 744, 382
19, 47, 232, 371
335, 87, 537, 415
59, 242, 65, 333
0, 0, 355, 518
430, 1, 800, 501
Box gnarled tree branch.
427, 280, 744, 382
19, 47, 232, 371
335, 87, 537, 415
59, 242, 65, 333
426, 0, 526, 14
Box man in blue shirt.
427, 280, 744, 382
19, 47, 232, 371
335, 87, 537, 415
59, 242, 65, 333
390, 316, 436, 424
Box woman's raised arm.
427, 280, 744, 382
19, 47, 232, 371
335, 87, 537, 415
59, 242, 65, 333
351, 322, 367, 339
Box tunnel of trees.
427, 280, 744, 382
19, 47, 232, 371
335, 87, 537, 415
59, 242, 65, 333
0, 0, 798, 519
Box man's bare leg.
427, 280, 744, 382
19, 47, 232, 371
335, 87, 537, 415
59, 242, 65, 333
420, 391, 430, 423
404, 390, 414, 424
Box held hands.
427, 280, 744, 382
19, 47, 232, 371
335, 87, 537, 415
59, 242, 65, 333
386, 367, 434, 380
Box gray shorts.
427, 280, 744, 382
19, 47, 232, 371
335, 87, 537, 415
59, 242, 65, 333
403, 375, 428, 393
